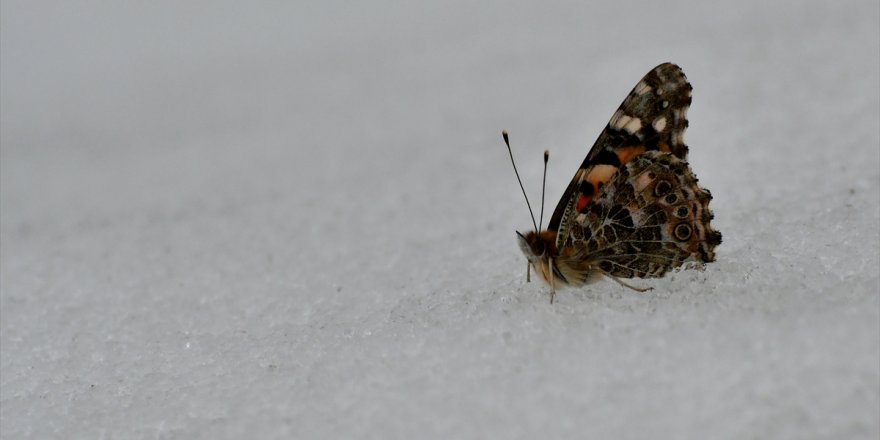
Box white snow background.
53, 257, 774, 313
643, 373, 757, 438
2, 1, 878, 438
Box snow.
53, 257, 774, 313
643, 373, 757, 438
2, 1, 878, 438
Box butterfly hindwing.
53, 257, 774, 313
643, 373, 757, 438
560, 151, 722, 281
548, 63, 693, 247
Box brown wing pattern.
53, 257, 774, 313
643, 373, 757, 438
548, 63, 693, 248
558, 151, 721, 281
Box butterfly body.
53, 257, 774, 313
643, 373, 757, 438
510, 63, 721, 302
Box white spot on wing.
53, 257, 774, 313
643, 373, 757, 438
609, 110, 625, 128
652, 117, 667, 132
610, 112, 631, 130
622, 117, 642, 134
633, 81, 652, 95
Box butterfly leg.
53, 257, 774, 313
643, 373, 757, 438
606, 274, 653, 293
548, 259, 556, 304
526, 261, 531, 283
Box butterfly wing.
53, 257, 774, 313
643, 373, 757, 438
561, 151, 722, 281
548, 63, 693, 248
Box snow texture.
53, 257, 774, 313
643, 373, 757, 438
2, 1, 879, 438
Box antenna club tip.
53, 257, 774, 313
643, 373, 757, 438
544, 149, 550, 158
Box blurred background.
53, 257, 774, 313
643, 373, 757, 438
2, 1, 878, 438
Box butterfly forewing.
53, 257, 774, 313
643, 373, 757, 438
548, 63, 693, 248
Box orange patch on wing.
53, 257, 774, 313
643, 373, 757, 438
577, 164, 620, 213
576, 194, 591, 212
615, 146, 647, 165
586, 164, 618, 184
657, 143, 671, 153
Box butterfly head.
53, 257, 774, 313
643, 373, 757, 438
502, 131, 561, 288
517, 229, 563, 289
516, 230, 557, 262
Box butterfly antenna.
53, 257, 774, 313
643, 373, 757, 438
502, 130, 539, 232
539, 149, 549, 231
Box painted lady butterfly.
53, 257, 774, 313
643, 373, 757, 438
503, 63, 721, 303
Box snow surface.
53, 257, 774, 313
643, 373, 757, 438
2, 1, 878, 438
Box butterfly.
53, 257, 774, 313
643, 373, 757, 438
502, 63, 722, 303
